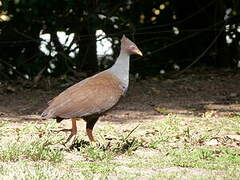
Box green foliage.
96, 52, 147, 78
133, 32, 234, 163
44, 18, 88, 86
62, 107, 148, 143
71, 135, 142, 161
0, 136, 63, 162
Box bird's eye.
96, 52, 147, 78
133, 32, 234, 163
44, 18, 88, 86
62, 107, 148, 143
129, 45, 136, 50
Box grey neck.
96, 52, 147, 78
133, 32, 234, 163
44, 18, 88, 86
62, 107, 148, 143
107, 50, 130, 89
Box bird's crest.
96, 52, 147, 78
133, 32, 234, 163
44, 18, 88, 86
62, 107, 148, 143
121, 34, 135, 49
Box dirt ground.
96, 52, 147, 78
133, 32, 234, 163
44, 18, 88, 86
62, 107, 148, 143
0, 68, 240, 123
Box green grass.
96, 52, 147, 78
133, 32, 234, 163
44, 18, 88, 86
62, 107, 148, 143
0, 114, 240, 179
0, 139, 63, 162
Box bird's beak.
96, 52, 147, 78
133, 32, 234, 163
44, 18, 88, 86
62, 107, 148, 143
135, 49, 143, 56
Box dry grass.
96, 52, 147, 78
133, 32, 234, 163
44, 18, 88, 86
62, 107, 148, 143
0, 113, 240, 179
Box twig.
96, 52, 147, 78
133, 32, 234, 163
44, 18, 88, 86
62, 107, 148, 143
124, 124, 140, 141
132, 18, 226, 62
33, 67, 46, 85
0, 58, 26, 79
173, 25, 225, 77
14, 29, 40, 43
135, 0, 217, 31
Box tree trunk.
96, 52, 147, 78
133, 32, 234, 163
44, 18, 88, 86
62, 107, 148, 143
79, 31, 98, 74
79, 1, 98, 74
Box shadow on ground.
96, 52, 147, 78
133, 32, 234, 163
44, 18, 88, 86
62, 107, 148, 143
0, 69, 240, 123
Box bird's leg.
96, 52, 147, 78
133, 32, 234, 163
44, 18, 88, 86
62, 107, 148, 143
85, 116, 99, 142
64, 118, 78, 146
86, 128, 95, 142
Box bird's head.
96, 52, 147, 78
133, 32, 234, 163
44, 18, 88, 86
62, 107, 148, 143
121, 35, 143, 56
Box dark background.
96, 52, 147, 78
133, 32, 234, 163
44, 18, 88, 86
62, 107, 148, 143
0, 0, 239, 81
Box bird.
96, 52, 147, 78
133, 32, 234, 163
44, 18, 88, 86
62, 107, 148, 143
41, 35, 143, 145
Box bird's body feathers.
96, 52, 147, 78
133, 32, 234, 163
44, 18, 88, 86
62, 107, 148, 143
42, 71, 125, 119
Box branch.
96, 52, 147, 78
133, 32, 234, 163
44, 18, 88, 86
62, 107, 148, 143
173, 26, 225, 77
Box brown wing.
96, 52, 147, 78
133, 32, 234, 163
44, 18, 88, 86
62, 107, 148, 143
41, 71, 124, 119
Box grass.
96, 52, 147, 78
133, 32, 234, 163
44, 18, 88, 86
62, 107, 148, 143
0, 114, 240, 179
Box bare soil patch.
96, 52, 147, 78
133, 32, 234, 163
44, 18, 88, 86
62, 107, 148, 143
0, 69, 239, 123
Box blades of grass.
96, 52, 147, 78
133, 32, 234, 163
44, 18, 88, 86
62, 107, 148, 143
124, 124, 140, 141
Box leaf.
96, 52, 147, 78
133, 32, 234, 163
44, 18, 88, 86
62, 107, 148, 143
154, 107, 169, 114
